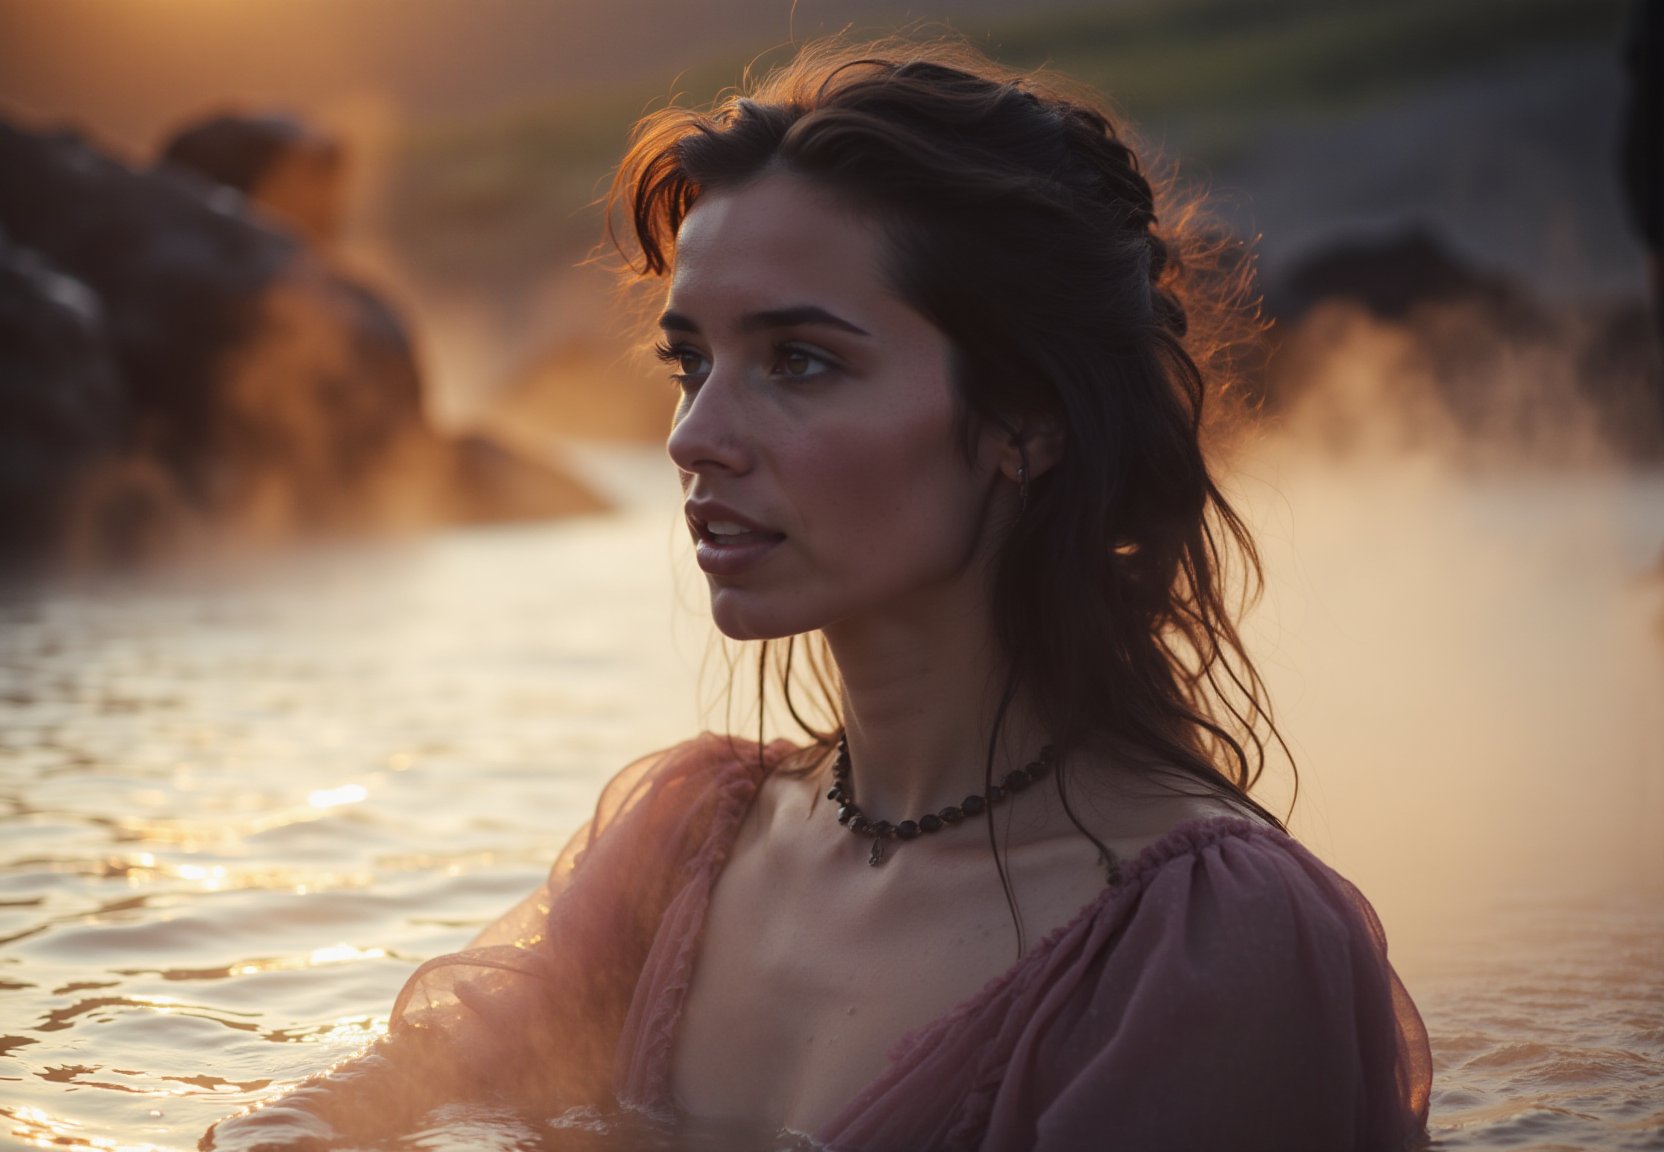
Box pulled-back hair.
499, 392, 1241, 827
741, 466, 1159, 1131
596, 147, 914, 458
608, 37, 1289, 832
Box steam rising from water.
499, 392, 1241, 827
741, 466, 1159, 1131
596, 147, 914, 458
1232, 445, 1662, 974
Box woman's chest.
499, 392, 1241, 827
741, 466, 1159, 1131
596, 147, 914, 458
664, 831, 1107, 1136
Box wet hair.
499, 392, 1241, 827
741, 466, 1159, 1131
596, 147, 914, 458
608, 36, 1290, 858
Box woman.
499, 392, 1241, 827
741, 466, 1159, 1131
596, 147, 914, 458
206, 37, 1431, 1152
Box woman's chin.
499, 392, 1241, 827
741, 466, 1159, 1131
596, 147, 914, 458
707, 595, 805, 643
710, 616, 793, 643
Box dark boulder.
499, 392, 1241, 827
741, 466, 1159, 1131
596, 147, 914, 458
0, 117, 600, 565
0, 231, 127, 558
1260, 224, 1662, 462
1267, 225, 1529, 326
159, 112, 344, 247
0, 123, 295, 500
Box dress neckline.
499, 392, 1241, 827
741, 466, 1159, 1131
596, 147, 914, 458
638, 740, 1283, 1136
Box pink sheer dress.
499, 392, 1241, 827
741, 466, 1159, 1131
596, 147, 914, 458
205, 734, 1432, 1151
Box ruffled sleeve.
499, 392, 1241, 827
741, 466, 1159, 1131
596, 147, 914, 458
1021, 820, 1431, 1152
201, 734, 786, 1150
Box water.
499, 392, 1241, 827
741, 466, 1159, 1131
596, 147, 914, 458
1, 447, 1661, 1150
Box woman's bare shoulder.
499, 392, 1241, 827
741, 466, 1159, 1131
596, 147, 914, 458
1039, 735, 1272, 863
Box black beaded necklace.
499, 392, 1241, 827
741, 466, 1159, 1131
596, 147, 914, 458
826, 735, 1058, 865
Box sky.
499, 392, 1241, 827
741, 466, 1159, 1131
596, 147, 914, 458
0, 0, 1062, 154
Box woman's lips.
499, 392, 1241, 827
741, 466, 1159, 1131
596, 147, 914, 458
687, 507, 785, 576
694, 530, 784, 575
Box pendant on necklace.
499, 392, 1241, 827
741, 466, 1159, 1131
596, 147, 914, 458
868, 838, 887, 866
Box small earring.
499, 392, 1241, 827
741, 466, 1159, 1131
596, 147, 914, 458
1017, 462, 1030, 515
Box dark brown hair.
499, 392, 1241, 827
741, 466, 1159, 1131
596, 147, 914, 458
608, 36, 1289, 847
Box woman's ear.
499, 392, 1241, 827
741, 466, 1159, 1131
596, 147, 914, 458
997, 417, 1065, 484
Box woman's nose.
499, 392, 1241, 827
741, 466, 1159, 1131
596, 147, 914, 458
666, 373, 751, 479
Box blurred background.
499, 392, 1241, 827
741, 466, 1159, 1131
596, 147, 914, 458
0, 1, 1660, 1149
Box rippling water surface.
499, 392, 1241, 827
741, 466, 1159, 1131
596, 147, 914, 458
1, 449, 1660, 1150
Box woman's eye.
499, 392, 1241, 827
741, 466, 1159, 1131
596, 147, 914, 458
653, 342, 710, 387
771, 345, 831, 379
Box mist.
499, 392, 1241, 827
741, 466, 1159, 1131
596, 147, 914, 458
1235, 442, 1662, 968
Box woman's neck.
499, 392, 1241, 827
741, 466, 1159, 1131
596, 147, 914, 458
821, 591, 1048, 820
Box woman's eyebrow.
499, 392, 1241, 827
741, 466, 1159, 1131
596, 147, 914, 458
657, 305, 870, 337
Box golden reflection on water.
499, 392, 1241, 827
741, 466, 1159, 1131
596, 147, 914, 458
230, 944, 389, 976
285, 1014, 386, 1047
7, 1103, 170, 1152
97, 855, 374, 895
97, 786, 385, 854
307, 784, 369, 810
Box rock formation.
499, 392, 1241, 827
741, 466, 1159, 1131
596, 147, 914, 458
0, 117, 602, 568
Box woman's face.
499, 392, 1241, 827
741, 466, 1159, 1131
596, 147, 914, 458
663, 173, 1010, 642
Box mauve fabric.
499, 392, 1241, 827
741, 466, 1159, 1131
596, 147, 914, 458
330, 735, 1430, 1149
